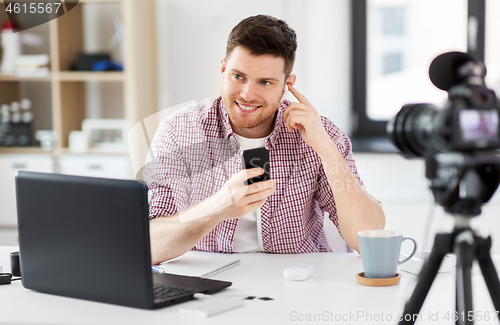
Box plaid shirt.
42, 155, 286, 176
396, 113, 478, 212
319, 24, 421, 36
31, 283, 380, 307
144, 96, 362, 253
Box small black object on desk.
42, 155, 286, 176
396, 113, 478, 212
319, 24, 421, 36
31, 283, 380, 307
10, 251, 20, 277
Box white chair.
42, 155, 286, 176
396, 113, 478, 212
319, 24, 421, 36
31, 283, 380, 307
323, 212, 353, 253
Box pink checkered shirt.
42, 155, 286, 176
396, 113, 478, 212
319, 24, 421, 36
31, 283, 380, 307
144, 96, 362, 253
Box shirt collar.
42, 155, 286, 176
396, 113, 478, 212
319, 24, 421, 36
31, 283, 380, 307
217, 96, 291, 149
217, 97, 234, 139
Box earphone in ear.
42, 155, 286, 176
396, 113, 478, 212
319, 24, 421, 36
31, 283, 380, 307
221, 72, 225, 82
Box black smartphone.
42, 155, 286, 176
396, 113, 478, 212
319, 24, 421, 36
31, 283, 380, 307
242, 147, 270, 185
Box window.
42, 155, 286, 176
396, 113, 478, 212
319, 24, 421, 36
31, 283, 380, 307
382, 52, 403, 75
352, 0, 485, 144
485, 0, 500, 97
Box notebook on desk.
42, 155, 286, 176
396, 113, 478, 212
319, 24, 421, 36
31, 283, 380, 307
14, 171, 231, 309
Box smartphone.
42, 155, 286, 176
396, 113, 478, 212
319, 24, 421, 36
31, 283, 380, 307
242, 147, 270, 185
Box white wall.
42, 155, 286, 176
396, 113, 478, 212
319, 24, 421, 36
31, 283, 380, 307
155, 0, 352, 134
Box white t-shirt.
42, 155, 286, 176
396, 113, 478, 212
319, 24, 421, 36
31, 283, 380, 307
232, 133, 269, 252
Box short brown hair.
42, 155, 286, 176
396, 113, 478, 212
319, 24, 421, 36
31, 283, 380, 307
226, 15, 297, 79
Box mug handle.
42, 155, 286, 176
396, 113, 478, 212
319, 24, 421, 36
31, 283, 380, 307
398, 237, 418, 265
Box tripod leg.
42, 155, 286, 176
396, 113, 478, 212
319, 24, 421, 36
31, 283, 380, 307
454, 230, 475, 325
398, 233, 451, 325
475, 236, 500, 316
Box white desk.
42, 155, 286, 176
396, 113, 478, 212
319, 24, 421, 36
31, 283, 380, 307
0, 246, 498, 325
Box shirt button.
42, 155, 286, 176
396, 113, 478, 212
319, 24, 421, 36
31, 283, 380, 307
228, 230, 234, 236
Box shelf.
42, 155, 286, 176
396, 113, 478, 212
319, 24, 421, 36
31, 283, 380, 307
56, 71, 125, 81
0, 72, 125, 82
0, 74, 52, 82
0, 0, 157, 175
0, 147, 53, 155
0, 147, 128, 155
58, 147, 128, 155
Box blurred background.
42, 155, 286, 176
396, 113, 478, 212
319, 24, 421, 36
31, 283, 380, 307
0, 0, 499, 255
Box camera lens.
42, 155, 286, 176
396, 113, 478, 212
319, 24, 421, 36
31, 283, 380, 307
387, 103, 438, 158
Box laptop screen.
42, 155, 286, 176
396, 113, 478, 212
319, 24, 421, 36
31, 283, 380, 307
15, 171, 154, 309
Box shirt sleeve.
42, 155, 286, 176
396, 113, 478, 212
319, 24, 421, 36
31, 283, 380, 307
143, 119, 191, 221
314, 117, 364, 230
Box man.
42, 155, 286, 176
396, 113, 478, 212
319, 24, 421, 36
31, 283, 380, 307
145, 15, 385, 265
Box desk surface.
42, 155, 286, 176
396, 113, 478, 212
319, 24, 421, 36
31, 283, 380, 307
0, 246, 497, 325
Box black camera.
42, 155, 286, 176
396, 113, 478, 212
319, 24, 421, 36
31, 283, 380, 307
387, 51, 500, 158
389, 52, 500, 325
387, 52, 500, 217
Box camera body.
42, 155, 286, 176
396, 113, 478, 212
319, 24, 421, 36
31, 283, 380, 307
387, 53, 500, 158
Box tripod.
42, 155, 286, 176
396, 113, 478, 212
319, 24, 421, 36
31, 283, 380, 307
398, 215, 500, 325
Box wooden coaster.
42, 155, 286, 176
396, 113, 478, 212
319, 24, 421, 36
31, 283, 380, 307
356, 272, 401, 287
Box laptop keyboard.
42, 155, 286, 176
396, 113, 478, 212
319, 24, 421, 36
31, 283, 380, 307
153, 284, 195, 301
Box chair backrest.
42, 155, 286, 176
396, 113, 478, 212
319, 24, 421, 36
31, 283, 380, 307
323, 212, 353, 253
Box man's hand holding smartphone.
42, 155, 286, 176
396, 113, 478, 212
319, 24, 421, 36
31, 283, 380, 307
211, 167, 275, 222
208, 148, 273, 221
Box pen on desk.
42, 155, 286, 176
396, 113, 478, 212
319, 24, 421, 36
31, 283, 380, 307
151, 265, 165, 273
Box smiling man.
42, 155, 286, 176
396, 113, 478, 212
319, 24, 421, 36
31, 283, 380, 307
144, 15, 385, 264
